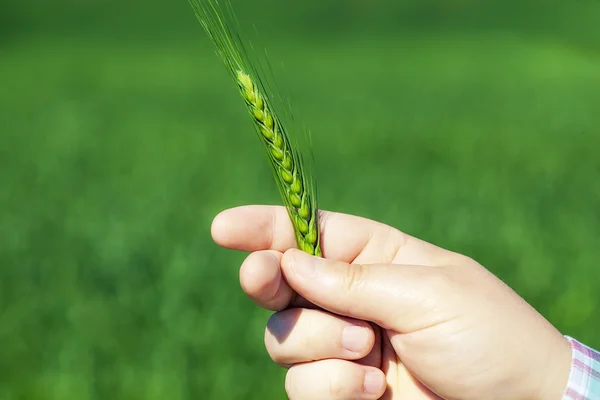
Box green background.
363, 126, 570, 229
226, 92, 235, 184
1, 0, 599, 398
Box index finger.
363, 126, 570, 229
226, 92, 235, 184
211, 205, 452, 265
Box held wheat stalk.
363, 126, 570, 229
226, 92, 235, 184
189, 0, 322, 256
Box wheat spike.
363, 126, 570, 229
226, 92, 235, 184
236, 71, 321, 256
189, 0, 322, 256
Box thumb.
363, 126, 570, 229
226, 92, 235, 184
281, 249, 456, 333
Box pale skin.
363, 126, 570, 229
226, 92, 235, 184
211, 205, 573, 400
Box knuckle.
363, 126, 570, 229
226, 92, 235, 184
300, 327, 319, 359
265, 310, 302, 365
327, 371, 347, 398
264, 341, 286, 365
339, 263, 367, 297
285, 367, 307, 399
285, 362, 352, 400
284, 369, 295, 398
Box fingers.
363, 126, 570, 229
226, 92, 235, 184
265, 308, 376, 366
286, 360, 386, 400
212, 205, 450, 265
281, 249, 460, 333
240, 250, 319, 311
239, 250, 292, 311
212, 205, 375, 262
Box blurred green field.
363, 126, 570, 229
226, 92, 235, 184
1, 0, 600, 398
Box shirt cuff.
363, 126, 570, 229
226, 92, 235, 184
562, 336, 600, 400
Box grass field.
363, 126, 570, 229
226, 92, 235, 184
1, 1, 600, 398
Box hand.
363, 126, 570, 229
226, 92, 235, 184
211, 205, 572, 400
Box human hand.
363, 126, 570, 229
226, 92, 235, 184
211, 205, 572, 400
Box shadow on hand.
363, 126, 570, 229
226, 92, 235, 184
266, 307, 303, 343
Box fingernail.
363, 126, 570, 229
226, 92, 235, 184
342, 326, 370, 354
364, 370, 385, 395
289, 250, 317, 278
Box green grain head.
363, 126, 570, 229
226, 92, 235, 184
189, 0, 322, 257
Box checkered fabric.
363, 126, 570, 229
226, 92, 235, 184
563, 337, 600, 400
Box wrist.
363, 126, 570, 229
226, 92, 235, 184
533, 334, 573, 400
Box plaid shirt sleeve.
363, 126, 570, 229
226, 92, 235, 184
563, 336, 600, 400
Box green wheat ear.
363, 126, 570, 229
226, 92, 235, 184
189, 0, 322, 257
